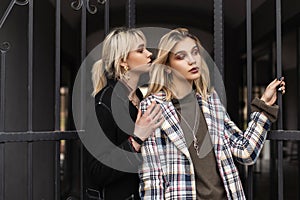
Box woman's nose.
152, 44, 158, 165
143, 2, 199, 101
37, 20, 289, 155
187, 55, 196, 65
145, 49, 152, 58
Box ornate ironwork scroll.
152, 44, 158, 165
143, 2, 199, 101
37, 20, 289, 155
70, 0, 106, 14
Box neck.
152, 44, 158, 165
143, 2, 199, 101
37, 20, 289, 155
123, 71, 140, 92
172, 77, 193, 99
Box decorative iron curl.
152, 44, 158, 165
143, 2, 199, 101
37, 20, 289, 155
15, 0, 29, 6
0, 42, 11, 53
71, 0, 83, 11
71, 0, 107, 14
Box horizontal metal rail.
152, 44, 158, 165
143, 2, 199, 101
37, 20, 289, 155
0, 130, 299, 143
268, 130, 300, 141
0, 130, 81, 143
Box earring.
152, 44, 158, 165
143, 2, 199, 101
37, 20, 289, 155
124, 65, 129, 72
123, 65, 130, 81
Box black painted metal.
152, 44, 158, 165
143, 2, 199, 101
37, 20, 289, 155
55, 0, 61, 199
0, 131, 79, 143
28, 0, 34, 198
80, 1, 87, 198
297, 27, 300, 200
213, 0, 224, 78
0, 41, 10, 200
275, 0, 283, 199
0, 44, 8, 132
126, 0, 136, 28
104, 0, 109, 35
0, 143, 4, 200
268, 131, 300, 140
0, 0, 29, 29
246, 0, 253, 199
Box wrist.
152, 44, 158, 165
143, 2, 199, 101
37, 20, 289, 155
128, 136, 141, 152
260, 97, 272, 106
132, 134, 144, 145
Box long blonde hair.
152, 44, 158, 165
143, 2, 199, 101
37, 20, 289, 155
91, 27, 146, 96
146, 28, 212, 100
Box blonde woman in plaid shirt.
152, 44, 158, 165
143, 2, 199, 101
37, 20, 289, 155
139, 28, 285, 199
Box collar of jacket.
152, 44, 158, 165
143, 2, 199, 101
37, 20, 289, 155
151, 90, 223, 161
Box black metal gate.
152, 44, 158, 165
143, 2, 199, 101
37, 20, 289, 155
0, 0, 299, 199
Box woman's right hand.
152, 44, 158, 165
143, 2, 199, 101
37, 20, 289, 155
132, 101, 164, 146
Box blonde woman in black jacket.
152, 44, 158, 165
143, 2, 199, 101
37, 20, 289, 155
84, 27, 163, 200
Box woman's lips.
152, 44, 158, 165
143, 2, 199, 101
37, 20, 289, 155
189, 67, 199, 73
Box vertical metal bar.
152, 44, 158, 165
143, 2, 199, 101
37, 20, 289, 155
55, 0, 61, 199
80, 1, 87, 199
126, 0, 136, 28
276, 0, 283, 199
0, 143, 4, 200
28, 0, 34, 199
104, 0, 109, 36
0, 44, 8, 200
0, 45, 8, 132
297, 27, 300, 200
246, 0, 253, 199
270, 42, 277, 200
213, 0, 224, 78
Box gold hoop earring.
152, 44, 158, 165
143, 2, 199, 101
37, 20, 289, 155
124, 65, 129, 72
123, 66, 130, 81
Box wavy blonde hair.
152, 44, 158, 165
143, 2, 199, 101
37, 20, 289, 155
91, 27, 146, 96
146, 28, 212, 100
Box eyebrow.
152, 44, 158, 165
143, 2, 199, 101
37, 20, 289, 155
137, 44, 145, 49
174, 45, 198, 55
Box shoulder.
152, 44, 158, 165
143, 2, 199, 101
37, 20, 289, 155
95, 85, 113, 105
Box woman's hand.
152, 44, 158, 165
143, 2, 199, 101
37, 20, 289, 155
260, 77, 286, 106
131, 101, 164, 151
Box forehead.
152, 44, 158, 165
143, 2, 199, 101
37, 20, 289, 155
172, 37, 197, 53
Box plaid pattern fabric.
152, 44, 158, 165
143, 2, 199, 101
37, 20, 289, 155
139, 91, 271, 200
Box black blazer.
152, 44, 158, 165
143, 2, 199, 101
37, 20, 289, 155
84, 78, 143, 200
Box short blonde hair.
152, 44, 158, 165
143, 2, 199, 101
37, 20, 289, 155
146, 28, 212, 100
92, 27, 146, 96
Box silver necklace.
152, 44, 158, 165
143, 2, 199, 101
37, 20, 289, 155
174, 101, 201, 157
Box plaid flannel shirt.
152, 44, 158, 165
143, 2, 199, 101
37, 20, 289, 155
139, 91, 271, 200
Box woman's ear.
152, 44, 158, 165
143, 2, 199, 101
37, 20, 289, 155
164, 67, 172, 74
120, 58, 129, 71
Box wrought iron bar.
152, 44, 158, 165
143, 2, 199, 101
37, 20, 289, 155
0, 0, 29, 29
246, 0, 253, 199
27, 0, 34, 198
126, 0, 136, 28
275, 0, 283, 199
0, 42, 9, 200
213, 0, 224, 78
268, 131, 300, 140
0, 42, 10, 132
80, 0, 87, 198
55, 0, 61, 199
297, 27, 300, 200
0, 131, 80, 143
70, 0, 106, 14
104, 0, 109, 35
0, 143, 4, 200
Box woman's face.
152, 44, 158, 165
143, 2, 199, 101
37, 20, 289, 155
168, 37, 201, 83
126, 38, 152, 72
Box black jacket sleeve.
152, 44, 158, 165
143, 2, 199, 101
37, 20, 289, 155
85, 99, 142, 188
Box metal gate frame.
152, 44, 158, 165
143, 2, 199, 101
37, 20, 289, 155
0, 0, 300, 200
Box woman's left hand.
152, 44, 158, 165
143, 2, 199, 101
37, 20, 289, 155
260, 77, 286, 106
